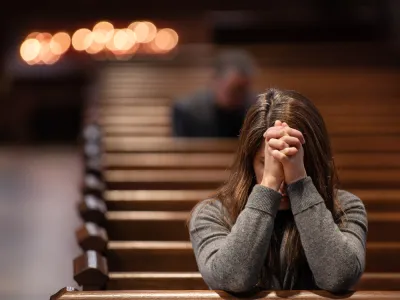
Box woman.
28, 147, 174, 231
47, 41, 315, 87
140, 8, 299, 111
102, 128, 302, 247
189, 88, 367, 293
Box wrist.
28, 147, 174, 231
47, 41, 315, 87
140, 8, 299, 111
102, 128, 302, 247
261, 176, 282, 191
286, 170, 307, 185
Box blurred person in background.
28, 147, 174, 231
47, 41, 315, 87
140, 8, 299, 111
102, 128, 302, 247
172, 50, 257, 138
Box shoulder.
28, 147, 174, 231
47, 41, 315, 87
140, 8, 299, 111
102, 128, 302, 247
189, 198, 230, 231
336, 189, 368, 222
337, 189, 366, 211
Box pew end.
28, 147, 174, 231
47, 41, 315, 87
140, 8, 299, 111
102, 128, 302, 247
76, 222, 108, 253
83, 124, 102, 143
78, 195, 107, 225
82, 174, 106, 198
74, 251, 109, 290
85, 157, 104, 180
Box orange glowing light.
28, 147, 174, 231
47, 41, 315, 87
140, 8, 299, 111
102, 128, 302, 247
72, 28, 93, 51
86, 41, 105, 54
142, 21, 157, 43
125, 42, 140, 55
113, 28, 136, 51
36, 32, 52, 43
20, 38, 41, 62
26, 32, 40, 39
42, 52, 61, 65
154, 28, 178, 52
37, 38, 52, 64
129, 21, 154, 43
93, 21, 114, 44
106, 36, 117, 52
50, 32, 71, 55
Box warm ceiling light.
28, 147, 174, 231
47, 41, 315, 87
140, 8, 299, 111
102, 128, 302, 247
141, 21, 157, 43
113, 28, 136, 51
93, 21, 114, 44
86, 41, 105, 54
20, 38, 41, 62
129, 21, 151, 43
50, 32, 71, 55
72, 28, 93, 51
154, 28, 179, 52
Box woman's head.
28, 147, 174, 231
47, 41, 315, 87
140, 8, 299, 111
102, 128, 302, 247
217, 88, 339, 218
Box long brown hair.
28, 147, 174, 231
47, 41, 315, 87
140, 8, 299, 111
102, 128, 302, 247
212, 88, 343, 287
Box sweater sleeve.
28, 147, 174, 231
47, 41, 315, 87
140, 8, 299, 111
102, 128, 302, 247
189, 185, 282, 293
287, 176, 368, 292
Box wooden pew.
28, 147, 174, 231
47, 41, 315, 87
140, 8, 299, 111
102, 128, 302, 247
77, 210, 400, 242
73, 251, 400, 291
95, 190, 212, 211
100, 189, 400, 212
102, 126, 171, 137
76, 223, 400, 273
97, 115, 400, 128
97, 103, 400, 118
100, 153, 400, 170
99, 125, 400, 137
51, 288, 400, 299
99, 106, 170, 117
103, 169, 400, 190
101, 136, 400, 153
98, 98, 172, 106
98, 115, 170, 126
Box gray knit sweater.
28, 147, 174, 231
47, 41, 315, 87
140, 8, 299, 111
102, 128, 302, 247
189, 176, 367, 293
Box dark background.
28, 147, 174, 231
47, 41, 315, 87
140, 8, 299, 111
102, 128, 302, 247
0, 0, 398, 144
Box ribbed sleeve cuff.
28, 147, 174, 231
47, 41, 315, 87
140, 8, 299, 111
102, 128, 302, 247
287, 176, 324, 215
245, 184, 282, 216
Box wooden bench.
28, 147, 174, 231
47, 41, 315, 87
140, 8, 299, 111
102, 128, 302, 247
97, 115, 400, 128
51, 288, 400, 299
102, 138, 238, 153
102, 126, 171, 137
99, 125, 400, 137
77, 210, 400, 242
99, 106, 170, 117
97, 104, 400, 118
100, 136, 400, 153
98, 98, 172, 106
72, 251, 400, 292
102, 169, 400, 190
100, 153, 400, 170
100, 189, 400, 212
75, 223, 400, 274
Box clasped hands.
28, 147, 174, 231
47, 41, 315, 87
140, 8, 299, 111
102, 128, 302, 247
261, 120, 307, 191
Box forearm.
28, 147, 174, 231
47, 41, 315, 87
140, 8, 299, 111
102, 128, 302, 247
288, 177, 366, 292
191, 185, 281, 292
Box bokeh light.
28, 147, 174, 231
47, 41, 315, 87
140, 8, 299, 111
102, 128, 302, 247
128, 21, 155, 43
50, 32, 71, 55
20, 21, 178, 64
153, 28, 179, 52
142, 21, 157, 43
20, 38, 41, 62
113, 28, 136, 51
72, 28, 93, 51
36, 32, 52, 43
26, 32, 40, 39
37, 37, 61, 65
93, 21, 114, 44
86, 41, 105, 54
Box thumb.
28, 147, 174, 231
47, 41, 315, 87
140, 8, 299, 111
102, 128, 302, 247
271, 149, 289, 164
